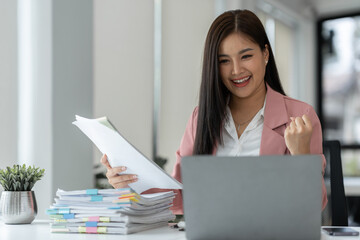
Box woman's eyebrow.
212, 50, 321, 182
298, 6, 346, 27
218, 48, 254, 57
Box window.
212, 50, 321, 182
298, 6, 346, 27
318, 12, 360, 176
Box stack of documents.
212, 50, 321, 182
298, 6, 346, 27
46, 188, 175, 234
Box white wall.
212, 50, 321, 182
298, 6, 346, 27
93, 0, 154, 165
158, 0, 216, 173
0, 0, 94, 220
0, 0, 17, 171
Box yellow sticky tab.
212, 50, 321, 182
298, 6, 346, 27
99, 217, 110, 222
82, 218, 89, 221
130, 197, 139, 202
78, 226, 86, 233
119, 194, 134, 198
120, 193, 140, 198
97, 227, 107, 233
55, 219, 67, 223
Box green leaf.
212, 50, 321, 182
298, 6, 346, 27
0, 164, 45, 191
24, 182, 29, 191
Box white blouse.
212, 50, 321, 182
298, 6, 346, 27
216, 100, 266, 156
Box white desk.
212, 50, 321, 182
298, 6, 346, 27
1, 220, 360, 240
0, 220, 186, 240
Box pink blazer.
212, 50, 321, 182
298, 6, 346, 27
147, 85, 328, 214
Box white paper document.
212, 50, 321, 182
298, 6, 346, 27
73, 115, 183, 193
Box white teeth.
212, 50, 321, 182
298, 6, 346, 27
233, 76, 250, 83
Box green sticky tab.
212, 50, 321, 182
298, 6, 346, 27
46, 209, 57, 215
91, 195, 103, 202
97, 227, 107, 233
51, 224, 66, 229
86, 189, 98, 195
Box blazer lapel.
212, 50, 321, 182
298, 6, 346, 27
260, 84, 289, 155
260, 124, 287, 155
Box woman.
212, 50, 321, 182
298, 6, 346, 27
101, 9, 328, 214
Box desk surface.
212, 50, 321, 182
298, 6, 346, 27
0, 220, 186, 240
1, 220, 360, 240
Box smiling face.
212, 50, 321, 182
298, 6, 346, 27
218, 32, 268, 102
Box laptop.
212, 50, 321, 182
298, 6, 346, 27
181, 155, 322, 240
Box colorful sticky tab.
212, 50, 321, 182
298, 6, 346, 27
99, 217, 110, 222
86, 221, 98, 227
86, 189, 98, 195
51, 224, 67, 229
49, 214, 63, 219
63, 214, 75, 219
88, 216, 100, 222
78, 226, 86, 233
119, 193, 138, 198
114, 189, 132, 195
115, 203, 131, 207
114, 188, 131, 193
108, 206, 121, 209
82, 217, 89, 222
86, 227, 98, 233
91, 195, 103, 202
117, 188, 131, 191
54, 204, 69, 207
46, 209, 57, 215
59, 208, 70, 214
97, 227, 107, 233
54, 219, 67, 223
46, 208, 71, 214
118, 193, 140, 202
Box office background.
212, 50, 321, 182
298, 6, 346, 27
0, 0, 359, 219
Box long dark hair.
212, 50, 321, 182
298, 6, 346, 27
193, 9, 285, 155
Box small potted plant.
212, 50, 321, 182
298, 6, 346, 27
0, 164, 45, 224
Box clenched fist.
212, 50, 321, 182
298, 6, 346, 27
284, 114, 313, 155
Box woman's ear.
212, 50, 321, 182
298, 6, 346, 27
264, 44, 269, 62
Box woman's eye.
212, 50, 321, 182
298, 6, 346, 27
219, 59, 229, 64
242, 55, 252, 59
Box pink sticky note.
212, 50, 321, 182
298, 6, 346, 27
88, 216, 100, 222
86, 227, 98, 233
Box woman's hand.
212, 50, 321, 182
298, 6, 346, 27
284, 114, 313, 155
100, 154, 138, 189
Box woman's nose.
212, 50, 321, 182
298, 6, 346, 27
231, 60, 243, 75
